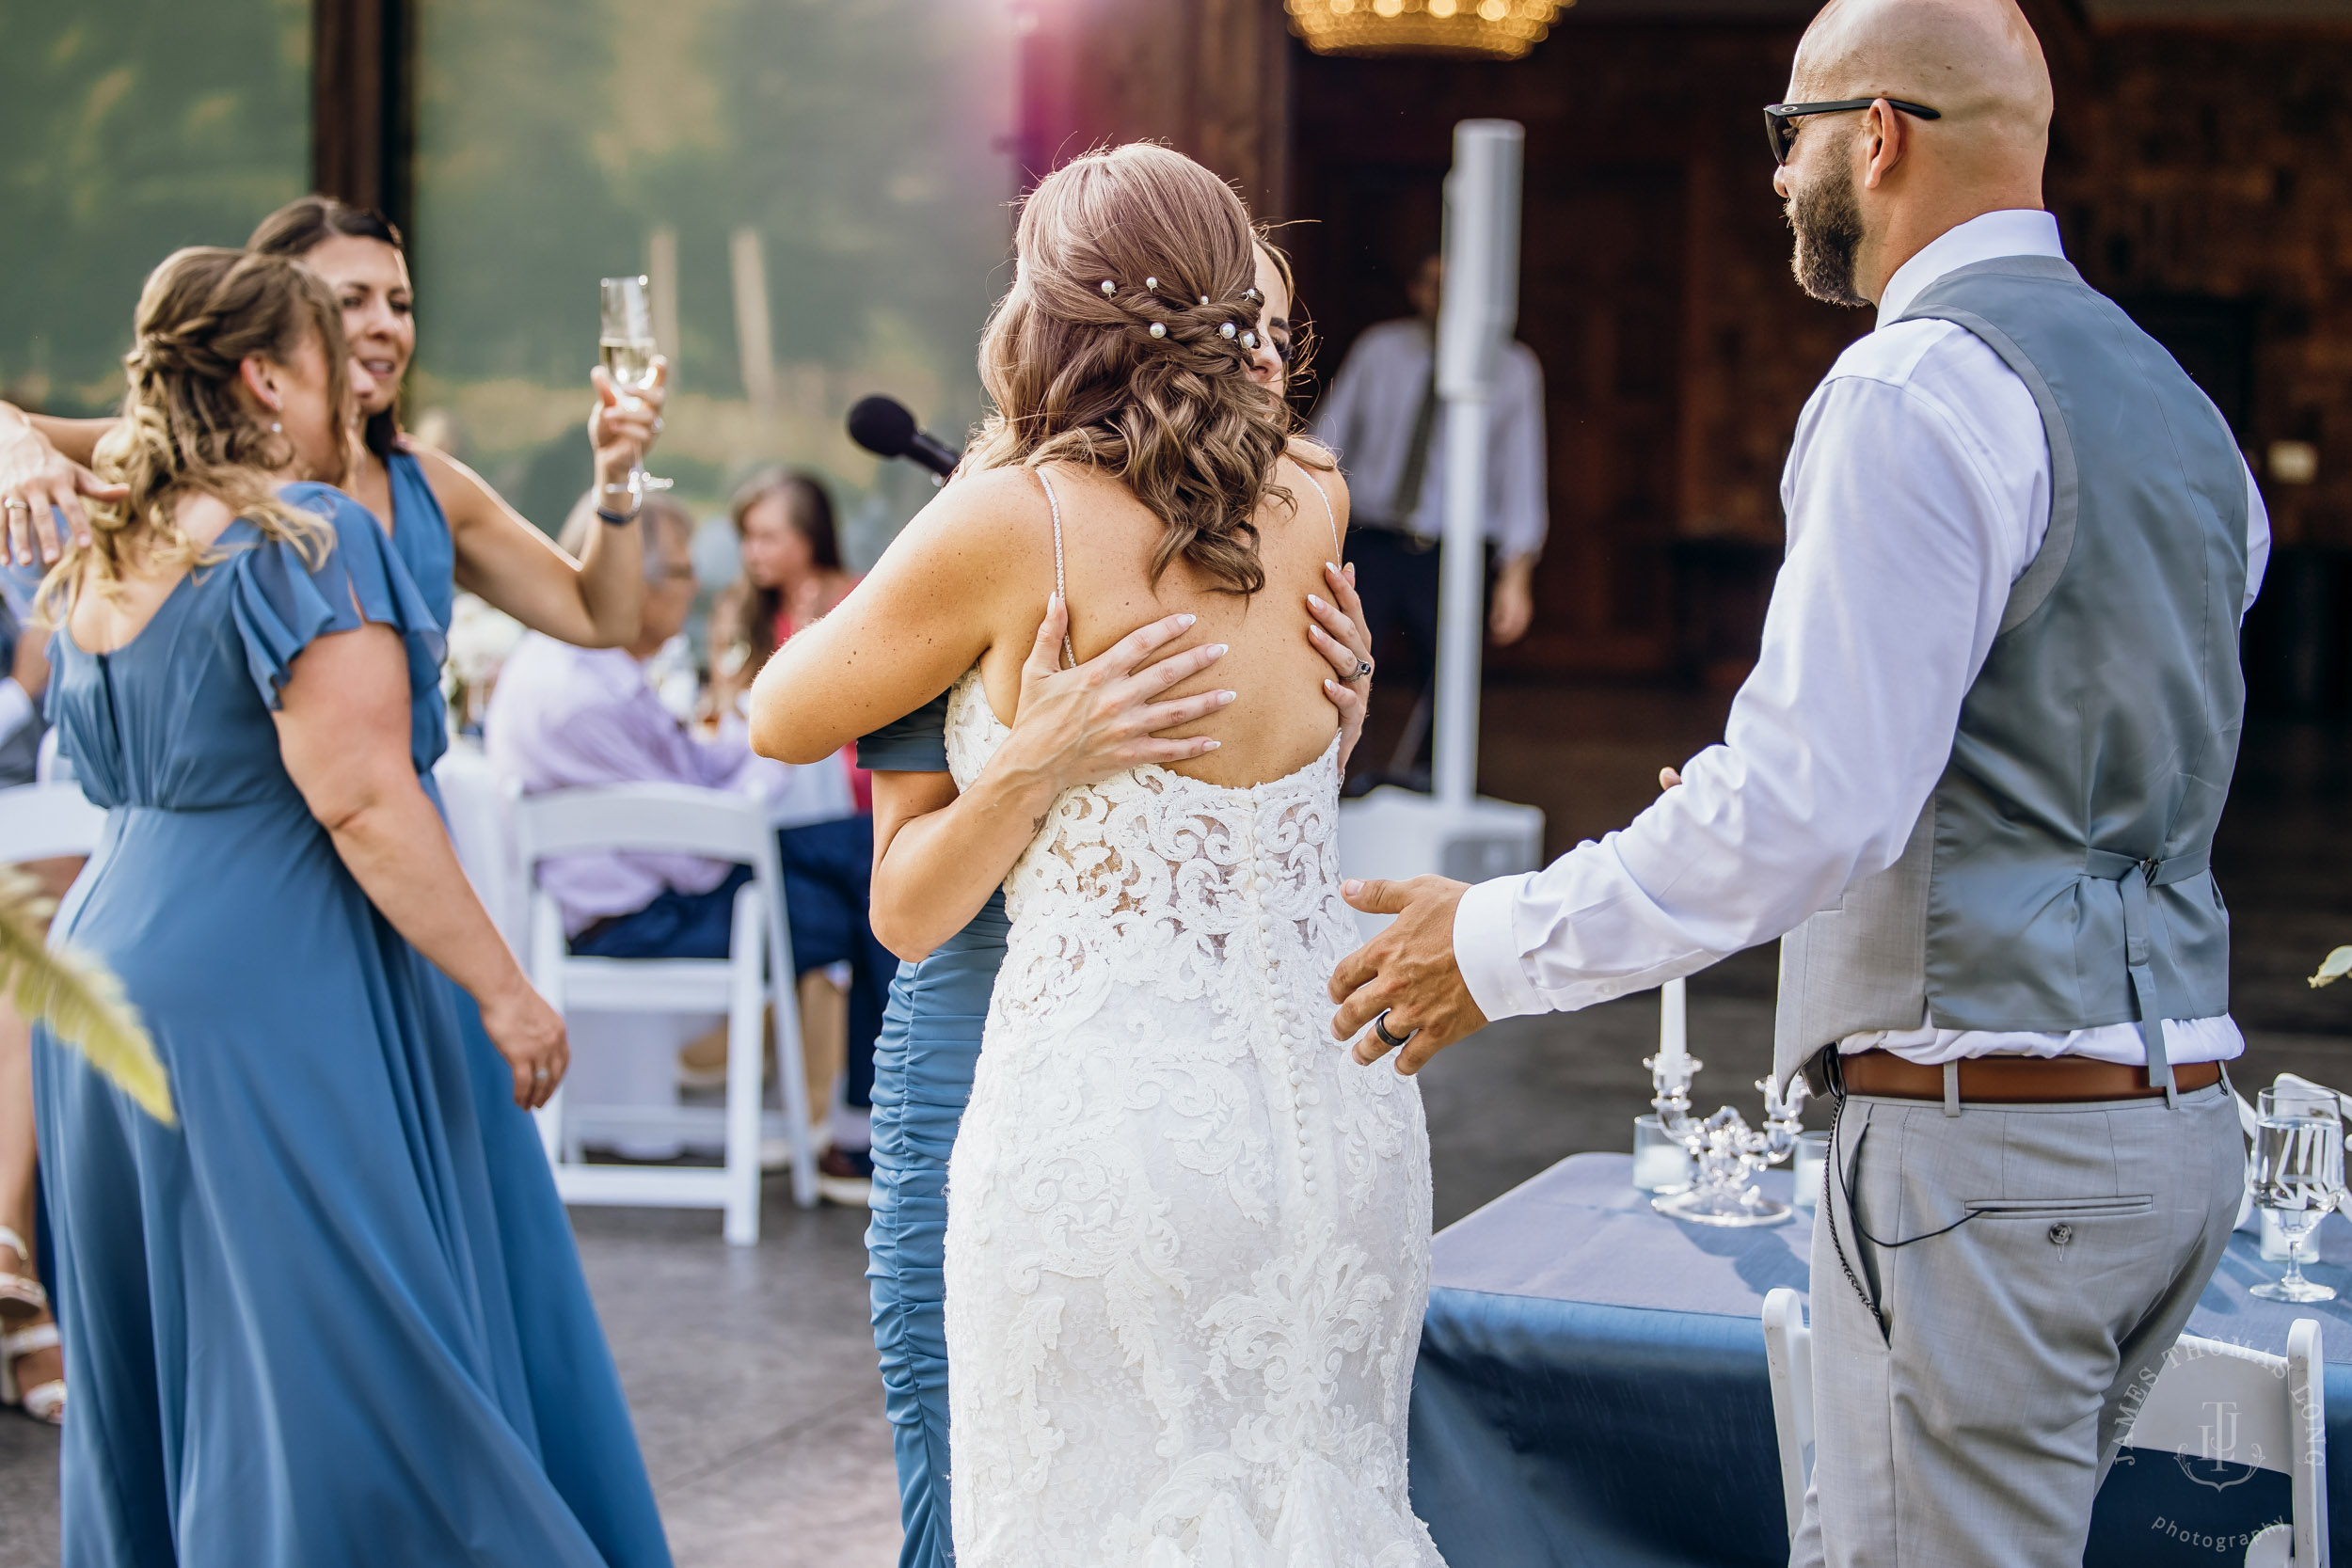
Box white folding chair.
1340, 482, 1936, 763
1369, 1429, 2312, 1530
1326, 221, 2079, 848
432, 743, 526, 949
2120, 1322, 2328, 1567
513, 783, 818, 1243
34, 726, 72, 786
0, 781, 107, 863
1761, 1290, 2328, 1566
1761, 1286, 1815, 1542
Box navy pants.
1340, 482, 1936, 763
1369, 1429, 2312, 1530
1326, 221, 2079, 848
570, 816, 890, 1110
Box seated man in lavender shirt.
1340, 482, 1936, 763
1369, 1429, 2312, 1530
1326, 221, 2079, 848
485, 494, 895, 1192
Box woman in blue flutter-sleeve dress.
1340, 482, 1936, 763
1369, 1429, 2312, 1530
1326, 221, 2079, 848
34, 247, 668, 1566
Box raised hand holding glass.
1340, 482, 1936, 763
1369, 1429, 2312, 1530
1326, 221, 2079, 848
597, 276, 671, 499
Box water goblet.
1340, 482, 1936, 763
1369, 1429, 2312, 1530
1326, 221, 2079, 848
2250, 1086, 2344, 1304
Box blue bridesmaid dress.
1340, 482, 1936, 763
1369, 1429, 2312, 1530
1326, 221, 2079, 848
859, 694, 1008, 1568
384, 447, 457, 628
32, 487, 669, 1566
381, 448, 678, 1560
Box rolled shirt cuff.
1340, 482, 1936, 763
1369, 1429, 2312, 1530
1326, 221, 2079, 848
1454, 872, 1548, 1022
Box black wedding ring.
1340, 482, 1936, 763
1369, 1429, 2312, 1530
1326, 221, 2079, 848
1372, 1010, 1417, 1051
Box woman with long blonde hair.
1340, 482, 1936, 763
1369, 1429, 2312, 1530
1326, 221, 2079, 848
753, 144, 1444, 1565
31, 247, 667, 1567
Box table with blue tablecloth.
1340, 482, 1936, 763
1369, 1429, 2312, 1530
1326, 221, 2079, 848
1406, 1151, 2352, 1566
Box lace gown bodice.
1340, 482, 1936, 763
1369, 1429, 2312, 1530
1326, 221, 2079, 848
941, 642, 1444, 1564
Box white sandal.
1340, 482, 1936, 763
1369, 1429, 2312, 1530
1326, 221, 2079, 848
1, 1320, 64, 1426
0, 1225, 47, 1329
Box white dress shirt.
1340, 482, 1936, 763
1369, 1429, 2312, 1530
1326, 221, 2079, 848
1312, 319, 1549, 562
1454, 210, 2270, 1068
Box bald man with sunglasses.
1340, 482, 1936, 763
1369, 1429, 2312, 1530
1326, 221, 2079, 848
1334, 1, 2270, 1562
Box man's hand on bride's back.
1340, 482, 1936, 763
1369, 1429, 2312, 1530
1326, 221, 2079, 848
996, 594, 1235, 790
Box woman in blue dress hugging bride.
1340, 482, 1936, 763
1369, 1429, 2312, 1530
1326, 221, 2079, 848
30, 247, 669, 1565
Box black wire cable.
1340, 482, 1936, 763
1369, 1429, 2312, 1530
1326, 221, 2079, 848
1821, 1088, 1982, 1334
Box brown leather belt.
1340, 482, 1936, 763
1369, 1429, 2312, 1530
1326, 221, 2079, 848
1839, 1049, 2222, 1104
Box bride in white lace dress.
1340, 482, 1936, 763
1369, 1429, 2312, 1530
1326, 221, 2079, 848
750, 143, 1444, 1566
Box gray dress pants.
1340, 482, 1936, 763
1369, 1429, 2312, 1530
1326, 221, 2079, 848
1789, 1080, 2242, 1568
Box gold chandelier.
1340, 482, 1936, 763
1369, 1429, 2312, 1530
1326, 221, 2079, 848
1286, 0, 1568, 61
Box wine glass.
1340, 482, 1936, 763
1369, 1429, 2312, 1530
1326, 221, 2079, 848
596, 276, 670, 499
2251, 1086, 2344, 1303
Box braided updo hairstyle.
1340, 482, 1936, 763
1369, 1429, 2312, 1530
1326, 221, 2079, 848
49, 247, 348, 609
967, 143, 1326, 596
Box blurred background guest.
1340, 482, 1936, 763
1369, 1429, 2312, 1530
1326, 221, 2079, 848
0, 569, 43, 786
0, 563, 66, 1429
710, 467, 866, 805
1312, 249, 1547, 793
489, 491, 890, 1202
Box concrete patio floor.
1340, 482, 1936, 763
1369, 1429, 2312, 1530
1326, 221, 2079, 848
7, 699, 2351, 1566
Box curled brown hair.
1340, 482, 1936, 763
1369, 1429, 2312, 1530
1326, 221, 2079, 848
967, 144, 1323, 596
44, 247, 349, 611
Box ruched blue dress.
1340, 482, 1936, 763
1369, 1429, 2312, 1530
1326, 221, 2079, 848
32, 487, 670, 1566
860, 695, 1008, 1568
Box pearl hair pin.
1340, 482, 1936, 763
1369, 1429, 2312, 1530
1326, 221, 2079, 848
1101, 279, 1117, 295
1149, 323, 1167, 339
1199, 294, 1210, 306
1218, 323, 1237, 340
1145, 276, 1159, 290
1241, 331, 1258, 350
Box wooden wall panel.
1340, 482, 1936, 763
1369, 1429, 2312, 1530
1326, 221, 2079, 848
311, 0, 414, 235
1015, 0, 1290, 217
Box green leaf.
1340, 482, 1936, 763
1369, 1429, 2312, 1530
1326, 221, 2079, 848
0, 865, 174, 1125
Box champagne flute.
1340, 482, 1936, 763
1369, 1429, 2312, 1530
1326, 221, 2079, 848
2251, 1086, 2344, 1303
597, 275, 670, 499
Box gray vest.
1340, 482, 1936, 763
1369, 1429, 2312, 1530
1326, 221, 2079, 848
1772, 255, 2249, 1091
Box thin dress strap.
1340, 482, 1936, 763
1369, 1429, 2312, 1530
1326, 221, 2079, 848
1289, 457, 1340, 557
1036, 467, 1076, 669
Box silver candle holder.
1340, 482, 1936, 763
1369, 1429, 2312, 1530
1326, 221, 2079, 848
1644, 977, 1809, 1227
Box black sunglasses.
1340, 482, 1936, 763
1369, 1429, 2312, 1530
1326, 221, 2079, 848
1763, 98, 1942, 165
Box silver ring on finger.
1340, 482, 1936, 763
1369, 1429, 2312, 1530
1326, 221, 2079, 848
1372, 1010, 1417, 1050
2, 499, 26, 514
1352, 658, 1374, 681
532, 1067, 550, 1082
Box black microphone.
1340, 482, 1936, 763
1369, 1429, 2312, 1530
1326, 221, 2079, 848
847, 395, 960, 479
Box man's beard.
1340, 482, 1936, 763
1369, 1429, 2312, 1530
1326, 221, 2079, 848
1788, 157, 1868, 308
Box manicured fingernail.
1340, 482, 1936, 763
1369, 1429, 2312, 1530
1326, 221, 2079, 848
1211, 643, 1229, 657
1326, 562, 1339, 573
1201, 738, 1219, 751
1178, 613, 1196, 626
1343, 879, 1363, 896
1309, 594, 1327, 610
1218, 689, 1236, 704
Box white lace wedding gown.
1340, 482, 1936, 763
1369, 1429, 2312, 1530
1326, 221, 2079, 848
940, 470, 1447, 1568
